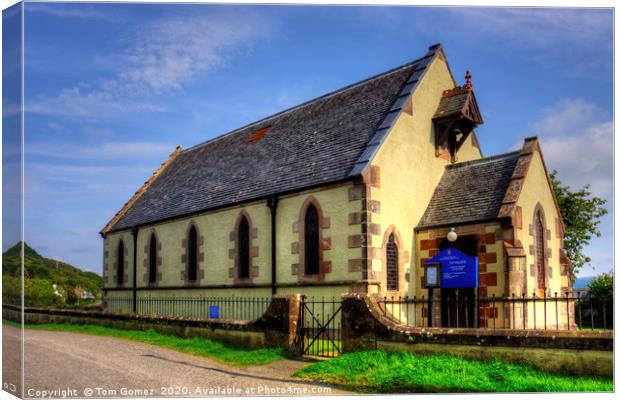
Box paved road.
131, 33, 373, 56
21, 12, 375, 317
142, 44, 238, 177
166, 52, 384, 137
3, 326, 350, 398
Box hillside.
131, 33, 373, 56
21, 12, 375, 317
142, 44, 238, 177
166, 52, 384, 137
2, 242, 102, 307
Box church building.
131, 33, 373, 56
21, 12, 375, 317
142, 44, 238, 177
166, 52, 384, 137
101, 44, 573, 329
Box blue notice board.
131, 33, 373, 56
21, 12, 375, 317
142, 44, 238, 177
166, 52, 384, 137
424, 248, 478, 288
209, 305, 219, 319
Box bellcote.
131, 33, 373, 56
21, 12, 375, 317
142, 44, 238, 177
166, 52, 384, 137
433, 71, 484, 162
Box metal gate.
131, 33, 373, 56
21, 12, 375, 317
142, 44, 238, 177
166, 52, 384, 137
298, 297, 342, 358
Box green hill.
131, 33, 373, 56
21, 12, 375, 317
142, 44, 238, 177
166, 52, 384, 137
2, 242, 102, 307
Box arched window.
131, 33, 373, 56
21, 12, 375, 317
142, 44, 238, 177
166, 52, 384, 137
386, 234, 399, 291
116, 240, 124, 285
238, 217, 250, 279
535, 210, 546, 289
304, 204, 319, 275
149, 233, 157, 284
187, 225, 198, 282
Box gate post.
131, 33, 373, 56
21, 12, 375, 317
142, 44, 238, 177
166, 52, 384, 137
341, 294, 379, 353
259, 294, 303, 354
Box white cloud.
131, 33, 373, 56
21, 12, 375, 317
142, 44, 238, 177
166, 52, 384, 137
82, 126, 114, 137
446, 8, 612, 75
26, 3, 117, 21
26, 84, 167, 118
450, 8, 610, 47
120, 15, 270, 94
529, 99, 613, 198
26, 12, 273, 119
27, 141, 176, 160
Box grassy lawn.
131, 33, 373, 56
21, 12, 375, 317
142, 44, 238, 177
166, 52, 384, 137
294, 350, 613, 393
3, 320, 285, 366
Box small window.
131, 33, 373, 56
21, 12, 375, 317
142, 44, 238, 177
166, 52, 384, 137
116, 240, 124, 285
304, 204, 320, 275
238, 217, 250, 279
535, 211, 546, 289
187, 225, 198, 281
386, 234, 399, 291
245, 126, 270, 143
149, 233, 157, 284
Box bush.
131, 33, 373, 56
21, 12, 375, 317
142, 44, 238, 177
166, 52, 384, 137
2, 276, 64, 307
576, 272, 613, 329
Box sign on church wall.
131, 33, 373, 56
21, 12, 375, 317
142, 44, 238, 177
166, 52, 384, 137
424, 248, 478, 288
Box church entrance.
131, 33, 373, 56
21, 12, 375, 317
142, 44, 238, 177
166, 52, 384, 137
439, 236, 478, 328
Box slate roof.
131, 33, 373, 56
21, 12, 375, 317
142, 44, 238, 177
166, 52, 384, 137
417, 151, 521, 230
433, 91, 470, 120
108, 47, 442, 233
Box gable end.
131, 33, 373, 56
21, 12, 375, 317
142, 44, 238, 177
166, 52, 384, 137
348, 44, 443, 177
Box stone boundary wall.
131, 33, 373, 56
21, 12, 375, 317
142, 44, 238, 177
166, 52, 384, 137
341, 294, 613, 378
3, 294, 613, 377
2, 294, 302, 352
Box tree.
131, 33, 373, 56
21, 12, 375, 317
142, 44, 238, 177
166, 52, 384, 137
550, 171, 608, 277
587, 271, 613, 305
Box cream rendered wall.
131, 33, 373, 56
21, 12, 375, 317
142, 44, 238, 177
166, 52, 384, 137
516, 150, 571, 329
136, 202, 271, 288
276, 183, 363, 288
516, 151, 567, 294
369, 55, 482, 297
103, 182, 362, 303
103, 230, 134, 288
456, 133, 483, 162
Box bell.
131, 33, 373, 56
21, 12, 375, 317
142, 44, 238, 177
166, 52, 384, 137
452, 127, 463, 142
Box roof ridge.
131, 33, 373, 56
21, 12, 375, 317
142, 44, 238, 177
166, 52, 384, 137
184, 54, 432, 153
446, 150, 520, 169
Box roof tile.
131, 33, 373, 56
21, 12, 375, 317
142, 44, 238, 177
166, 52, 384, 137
417, 152, 520, 230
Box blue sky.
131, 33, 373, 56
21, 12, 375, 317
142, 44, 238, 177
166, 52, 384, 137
8, 3, 613, 277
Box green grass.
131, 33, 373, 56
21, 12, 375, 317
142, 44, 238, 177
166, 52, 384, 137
294, 350, 613, 393
304, 338, 342, 357
4, 320, 285, 366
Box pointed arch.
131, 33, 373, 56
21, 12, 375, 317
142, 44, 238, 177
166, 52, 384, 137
528, 202, 553, 295
148, 233, 157, 284
534, 204, 547, 290
386, 234, 399, 291
143, 229, 162, 286
238, 216, 250, 279
116, 239, 125, 285
294, 196, 331, 282
304, 204, 320, 275
381, 225, 407, 293
181, 220, 205, 285
229, 210, 258, 283
187, 225, 198, 281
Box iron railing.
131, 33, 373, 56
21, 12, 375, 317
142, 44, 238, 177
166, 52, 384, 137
378, 290, 612, 331
104, 296, 271, 321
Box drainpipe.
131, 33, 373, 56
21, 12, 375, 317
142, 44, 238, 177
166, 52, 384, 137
266, 195, 279, 295
131, 225, 139, 313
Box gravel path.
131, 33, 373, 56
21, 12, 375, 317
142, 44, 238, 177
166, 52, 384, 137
3, 325, 351, 398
